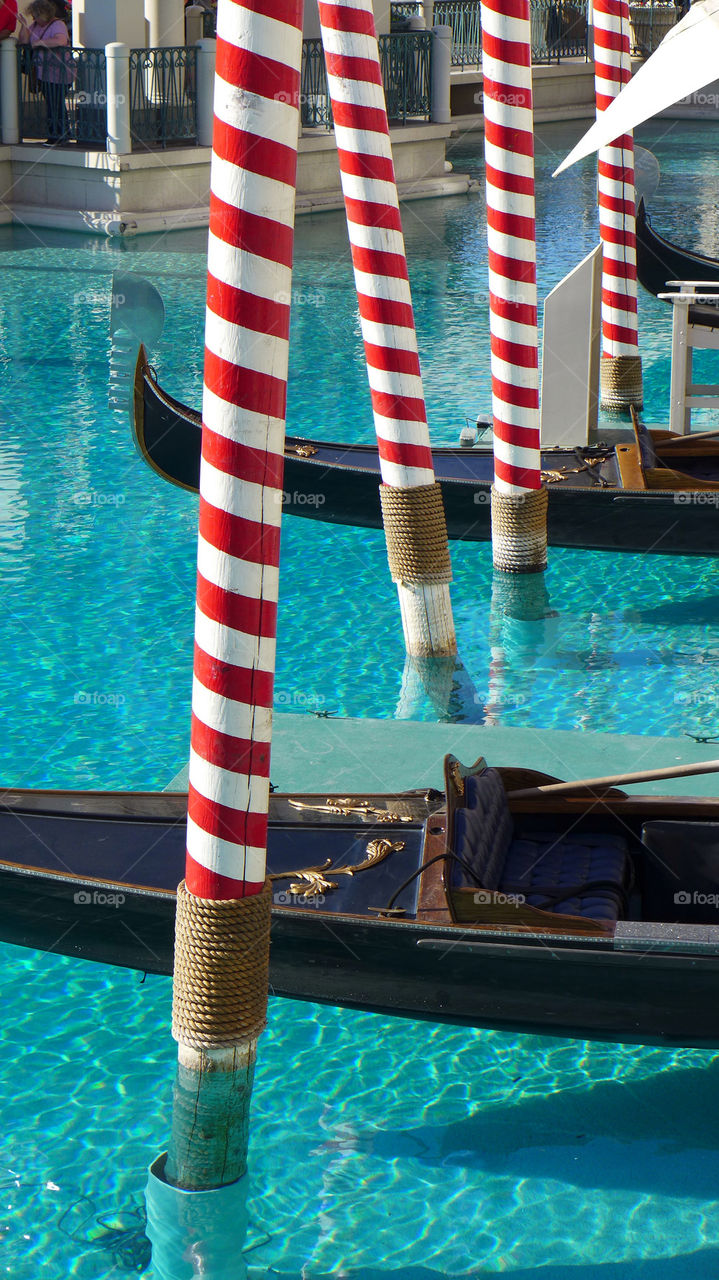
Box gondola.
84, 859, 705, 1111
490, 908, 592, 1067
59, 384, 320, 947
6, 758, 719, 1046
636, 196, 719, 303
133, 347, 719, 557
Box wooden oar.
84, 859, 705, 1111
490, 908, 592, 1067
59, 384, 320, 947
506, 758, 719, 800
656, 428, 719, 449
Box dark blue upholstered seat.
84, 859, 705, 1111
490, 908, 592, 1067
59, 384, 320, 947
451, 770, 628, 924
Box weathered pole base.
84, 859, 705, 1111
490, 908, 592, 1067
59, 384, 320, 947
490, 485, 548, 574
379, 481, 456, 656
165, 1042, 258, 1191
168, 881, 272, 1191
600, 353, 643, 411
146, 1152, 249, 1279
396, 581, 457, 657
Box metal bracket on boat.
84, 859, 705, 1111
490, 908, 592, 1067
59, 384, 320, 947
270, 838, 406, 900
288, 798, 414, 823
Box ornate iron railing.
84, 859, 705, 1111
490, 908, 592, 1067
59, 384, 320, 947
17, 46, 107, 145
434, 0, 482, 67
129, 46, 198, 149
379, 31, 432, 120
390, 2, 424, 29
628, 2, 677, 56
434, 0, 589, 67
301, 32, 432, 129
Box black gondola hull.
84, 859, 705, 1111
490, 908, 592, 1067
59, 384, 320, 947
4, 791, 719, 1046
132, 352, 719, 557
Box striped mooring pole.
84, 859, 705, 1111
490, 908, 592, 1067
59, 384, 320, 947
479, 0, 547, 573
593, 0, 643, 411
162, 0, 303, 1193
317, 0, 457, 657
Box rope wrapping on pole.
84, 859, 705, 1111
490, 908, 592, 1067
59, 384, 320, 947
185, 0, 303, 903
593, 0, 643, 408
379, 483, 453, 584
480, 0, 546, 571
317, 0, 457, 655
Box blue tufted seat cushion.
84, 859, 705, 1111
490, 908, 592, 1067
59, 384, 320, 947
451, 768, 629, 923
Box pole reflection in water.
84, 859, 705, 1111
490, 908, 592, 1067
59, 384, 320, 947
145, 1155, 250, 1279
484, 569, 559, 726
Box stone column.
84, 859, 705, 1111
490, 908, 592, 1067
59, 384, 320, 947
73, 0, 146, 48
431, 24, 452, 124
144, 0, 185, 47
0, 38, 19, 146
196, 37, 216, 147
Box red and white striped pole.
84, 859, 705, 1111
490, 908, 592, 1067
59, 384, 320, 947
165, 0, 303, 1193
593, 0, 643, 410
317, 0, 456, 657
480, 0, 547, 572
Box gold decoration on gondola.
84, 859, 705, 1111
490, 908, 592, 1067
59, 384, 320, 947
269, 839, 406, 900
288, 798, 414, 822
447, 760, 465, 797
292, 444, 318, 457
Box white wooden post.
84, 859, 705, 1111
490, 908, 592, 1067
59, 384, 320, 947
0, 37, 19, 146
106, 42, 132, 156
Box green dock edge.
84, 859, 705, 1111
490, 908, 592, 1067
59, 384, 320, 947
166, 714, 719, 797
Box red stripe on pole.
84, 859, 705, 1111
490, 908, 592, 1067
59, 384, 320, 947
202, 426, 285, 490
350, 244, 409, 281
317, 1, 375, 35
186, 859, 263, 901
493, 419, 541, 450
491, 335, 539, 369
481, 32, 531, 67
191, 714, 271, 777
196, 573, 278, 638
345, 196, 402, 230
378, 440, 434, 470
207, 275, 290, 339
323, 50, 383, 86
364, 342, 421, 376
216, 39, 300, 105
199, 502, 281, 568
204, 349, 289, 420
209, 194, 294, 268
358, 291, 415, 330
483, 117, 534, 157
485, 163, 535, 197
493, 456, 541, 488
370, 389, 427, 422
194, 642, 275, 708
331, 99, 390, 136
188, 786, 268, 850
337, 149, 396, 184
487, 206, 536, 241
230, 0, 303, 25
212, 117, 298, 188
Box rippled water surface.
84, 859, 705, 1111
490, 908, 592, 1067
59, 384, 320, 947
1, 119, 719, 1277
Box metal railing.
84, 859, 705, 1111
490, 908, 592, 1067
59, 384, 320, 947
629, 2, 677, 55
17, 46, 107, 145
390, 2, 424, 28
433, 0, 590, 67
434, 0, 482, 67
129, 46, 197, 149
301, 31, 432, 129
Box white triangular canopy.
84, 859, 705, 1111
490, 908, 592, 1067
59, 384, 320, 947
554, 0, 719, 175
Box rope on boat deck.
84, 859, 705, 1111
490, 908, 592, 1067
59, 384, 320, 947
172, 880, 272, 1049
490, 486, 548, 574
379, 482, 453, 585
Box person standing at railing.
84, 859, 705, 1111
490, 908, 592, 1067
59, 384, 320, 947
17, 0, 74, 144
0, 0, 18, 39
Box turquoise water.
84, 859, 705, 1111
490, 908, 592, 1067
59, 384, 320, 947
1, 119, 719, 1275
